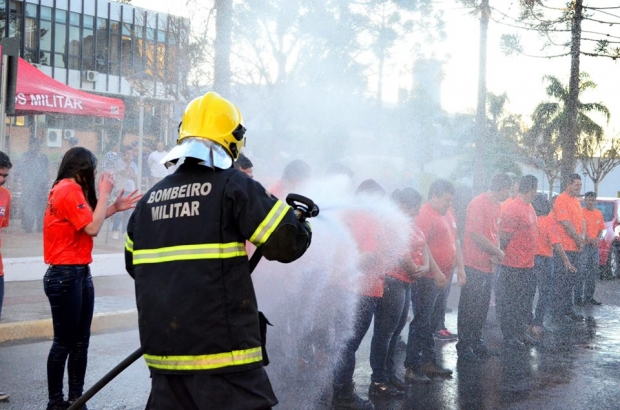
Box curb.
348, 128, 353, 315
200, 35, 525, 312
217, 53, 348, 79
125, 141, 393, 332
0, 309, 138, 343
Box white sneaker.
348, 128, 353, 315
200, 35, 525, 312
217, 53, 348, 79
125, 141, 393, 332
112, 231, 119, 240
0, 391, 10, 401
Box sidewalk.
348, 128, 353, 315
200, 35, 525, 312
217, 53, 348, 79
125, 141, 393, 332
0, 221, 136, 343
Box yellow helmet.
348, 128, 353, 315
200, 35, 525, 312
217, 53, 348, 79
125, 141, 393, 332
178, 91, 246, 160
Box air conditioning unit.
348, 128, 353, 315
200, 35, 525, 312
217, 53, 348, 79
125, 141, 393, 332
46, 129, 62, 148
82, 70, 98, 82
63, 129, 75, 140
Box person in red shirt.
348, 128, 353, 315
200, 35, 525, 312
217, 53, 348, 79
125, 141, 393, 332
43, 147, 141, 410
369, 188, 437, 390
577, 191, 605, 306
552, 173, 585, 324
456, 173, 512, 361
0, 151, 12, 403
331, 179, 387, 410
497, 175, 539, 350
530, 194, 576, 340
404, 179, 462, 380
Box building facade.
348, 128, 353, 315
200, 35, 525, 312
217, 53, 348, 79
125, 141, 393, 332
1, 0, 189, 155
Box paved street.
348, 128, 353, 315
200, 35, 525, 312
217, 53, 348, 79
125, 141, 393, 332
1, 278, 620, 409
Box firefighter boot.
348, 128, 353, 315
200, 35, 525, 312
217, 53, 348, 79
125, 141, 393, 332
332, 382, 374, 410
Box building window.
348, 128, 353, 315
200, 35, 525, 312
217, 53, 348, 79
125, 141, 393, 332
67, 12, 80, 69
54, 9, 67, 68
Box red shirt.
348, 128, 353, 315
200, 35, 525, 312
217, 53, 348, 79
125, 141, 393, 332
343, 211, 385, 297
388, 221, 426, 283
500, 197, 539, 268
463, 193, 500, 273
535, 214, 561, 258
417, 203, 457, 278
0, 187, 11, 276
553, 192, 583, 252
582, 207, 604, 240
43, 179, 94, 265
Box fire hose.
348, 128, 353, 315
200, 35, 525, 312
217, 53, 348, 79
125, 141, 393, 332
67, 193, 319, 410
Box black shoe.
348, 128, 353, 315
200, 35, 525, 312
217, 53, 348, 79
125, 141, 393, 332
332, 383, 374, 410
67, 399, 88, 410
0, 391, 8, 401
588, 299, 602, 306
404, 367, 431, 384
47, 400, 69, 410
389, 375, 407, 392
574, 299, 585, 307
421, 361, 453, 376
504, 337, 527, 351
566, 312, 585, 322
368, 381, 404, 398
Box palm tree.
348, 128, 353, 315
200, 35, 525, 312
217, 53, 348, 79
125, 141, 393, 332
525, 73, 610, 193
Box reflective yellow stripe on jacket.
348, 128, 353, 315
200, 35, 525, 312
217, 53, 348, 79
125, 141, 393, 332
144, 347, 263, 371
249, 199, 290, 246
126, 239, 247, 265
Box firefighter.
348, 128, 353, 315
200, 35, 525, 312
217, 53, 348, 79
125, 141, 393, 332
125, 91, 312, 410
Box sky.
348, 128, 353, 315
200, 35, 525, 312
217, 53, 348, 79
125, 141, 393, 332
130, 0, 620, 134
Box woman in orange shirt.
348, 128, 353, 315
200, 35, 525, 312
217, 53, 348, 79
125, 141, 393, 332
43, 148, 141, 410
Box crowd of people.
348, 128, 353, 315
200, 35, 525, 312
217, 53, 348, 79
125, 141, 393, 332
0, 92, 607, 410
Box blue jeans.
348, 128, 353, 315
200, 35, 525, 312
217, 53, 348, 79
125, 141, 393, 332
577, 245, 599, 302
432, 271, 452, 332
497, 265, 536, 339
370, 277, 410, 382
553, 251, 581, 318
333, 294, 380, 386
456, 267, 494, 352
44, 265, 95, 404
532, 255, 554, 326
404, 277, 440, 369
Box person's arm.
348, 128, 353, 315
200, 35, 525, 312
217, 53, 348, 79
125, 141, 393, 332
559, 220, 584, 249
469, 232, 505, 260
105, 189, 142, 218
499, 231, 513, 250
455, 239, 466, 286
83, 173, 114, 236
552, 243, 577, 273
429, 252, 448, 288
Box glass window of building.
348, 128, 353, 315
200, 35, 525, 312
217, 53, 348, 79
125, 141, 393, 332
68, 12, 80, 69
96, 17, 109, 73
53, 9, 67, 68
9, 1, 22, 38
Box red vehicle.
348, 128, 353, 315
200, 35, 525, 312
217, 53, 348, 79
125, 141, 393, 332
594, 197, 620, 279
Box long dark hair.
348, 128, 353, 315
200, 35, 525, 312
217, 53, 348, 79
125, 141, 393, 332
53, 147, 98, 209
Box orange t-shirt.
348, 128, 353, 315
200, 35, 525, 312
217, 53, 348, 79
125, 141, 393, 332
418, 203, 457, 278
582, 207, 604, 240
553, 192, 583, 252
388, 222, 426, 283
500, 197, 539, 268
0, 187, 11, 276
343, 211, 385, 297
535, 214, 561, 258
463, 193, 500, 273
43, 179, 94, 265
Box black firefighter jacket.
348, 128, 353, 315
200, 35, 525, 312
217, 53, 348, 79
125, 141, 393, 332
124, 161, 311, 375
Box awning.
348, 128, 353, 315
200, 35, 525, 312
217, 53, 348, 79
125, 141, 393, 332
10, 58, 125, 119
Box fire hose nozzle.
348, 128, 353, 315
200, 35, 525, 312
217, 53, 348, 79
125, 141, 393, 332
286, 193, 319, 221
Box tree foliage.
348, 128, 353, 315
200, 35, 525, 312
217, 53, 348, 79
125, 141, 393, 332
579, 133, 620, 195
524, 73, 609, 196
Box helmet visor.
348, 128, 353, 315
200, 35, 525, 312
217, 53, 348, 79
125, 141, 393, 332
160, 137, 233, 170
